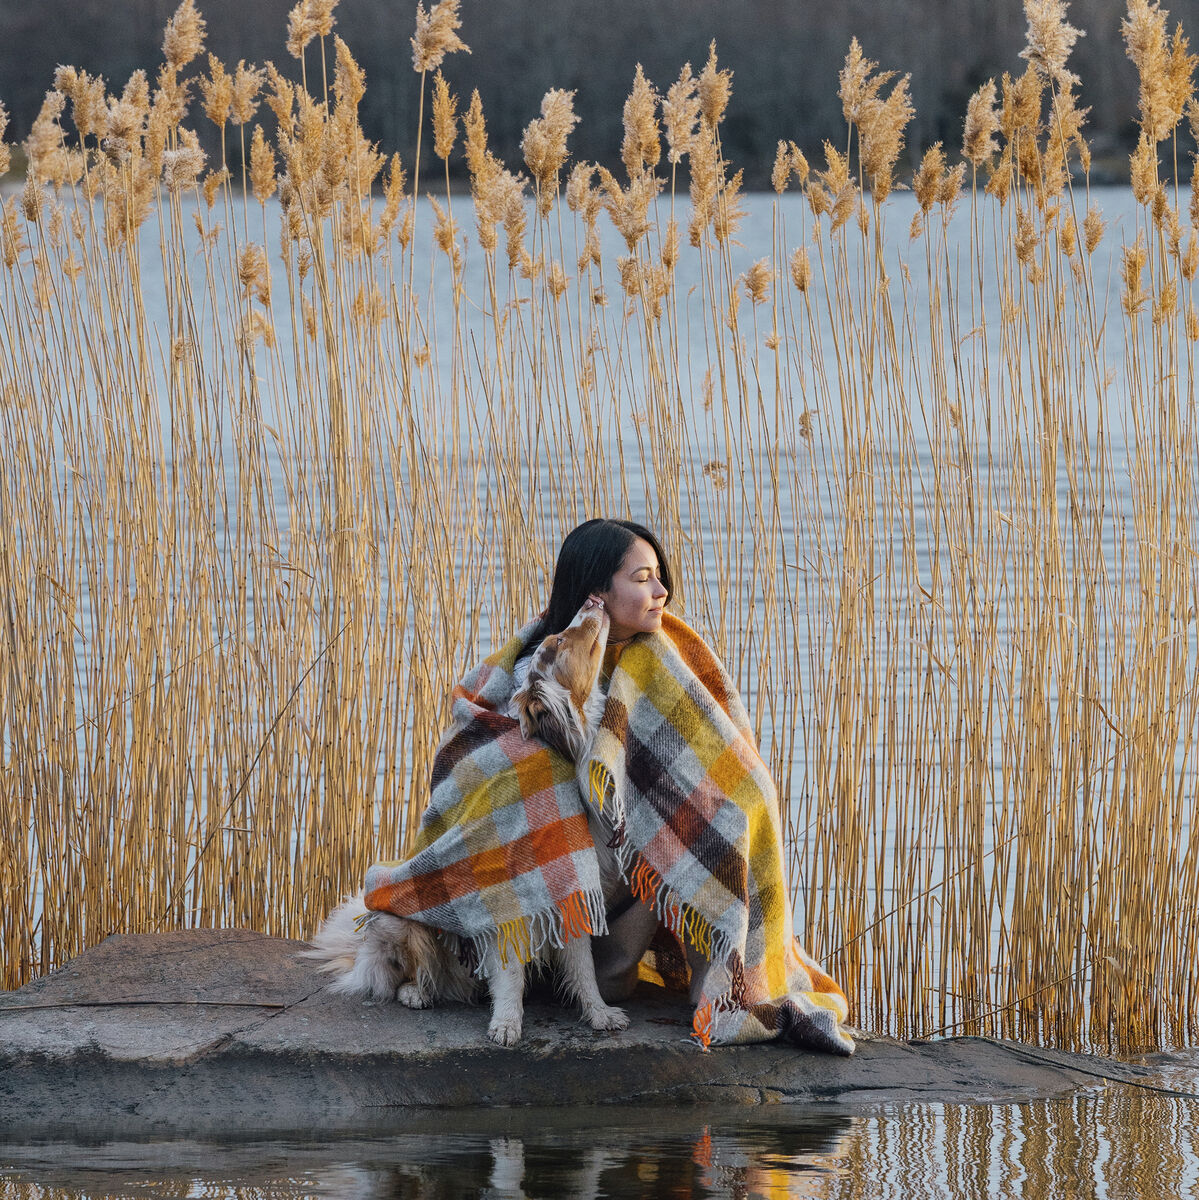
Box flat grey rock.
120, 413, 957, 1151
0, 929, 1158, 1133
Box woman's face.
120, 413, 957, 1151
597, 537, 668, 641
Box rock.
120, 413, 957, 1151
0, 929, 1157, 1134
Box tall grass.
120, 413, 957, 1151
1, 0, 1196, 1054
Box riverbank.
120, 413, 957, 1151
0, 929, 1166, 1135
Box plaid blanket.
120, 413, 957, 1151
588, 613, 853, 1054
365, 612, 853, 1055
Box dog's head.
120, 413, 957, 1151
512, 597, 610, 760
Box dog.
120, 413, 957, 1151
304, 597, 629, 1046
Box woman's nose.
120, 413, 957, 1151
652, 578, 668, 598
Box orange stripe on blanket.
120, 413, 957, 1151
366, 813, 596, 920
808, 962, 848, 1003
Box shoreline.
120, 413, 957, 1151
0, 928, 1171, 1135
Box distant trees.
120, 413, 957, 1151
0, 0, 1163, 184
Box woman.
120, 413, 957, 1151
527, 518, 671, 647
367, 517, 854, 1053
530, 518, 852, 1051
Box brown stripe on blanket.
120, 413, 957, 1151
624, 737, 749, 900
430, 707, 516, 790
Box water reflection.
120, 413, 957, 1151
3, 1084, 1199, 1199
1, 1107, 849, 1200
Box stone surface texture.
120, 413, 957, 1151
0, 929, 1157, 1133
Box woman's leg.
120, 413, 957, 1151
590, 891, 660, 1003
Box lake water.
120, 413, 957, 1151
4, 1078, 1199, 1199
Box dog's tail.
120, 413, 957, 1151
301, 890, 402, 998
301, 890, 368, 973
303, 891, 477, 1004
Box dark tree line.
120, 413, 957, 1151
1, 0, 1191, 185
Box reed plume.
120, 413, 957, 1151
771, 141, 791, 194
856, 70, 914, 201
286, 1, 318, 58
963, 80, 1000, 167
333, 36, 365, 109
462, 88, 487, 176
411, 0, 469, 73
201, 55, 233, 129
913, 143, 947, 214
54, 67, 108, 143
597, 165, 660, 251
249, 124, 277, 201
521, 89, 578, 216
163, 0, 206, 70
1020, 0, 1085, 87
621, 65, 661, 178
662, 64, 699, 165
789, 246, 812, 291
697, 41, 732, 129
741, 258, 772, 305
431, 70, 457, 161
162, 135, 205, 189
1122, 0, 1186, 141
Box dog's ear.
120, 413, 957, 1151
512, 682, 548, 742
535, 713, 575, 760
514, 682, 577, 757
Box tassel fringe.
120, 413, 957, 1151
465, 888, 610, 977
588, 760, 612, 814
627, 855, 729, 971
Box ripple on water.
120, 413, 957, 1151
3, 1078, 1199, 1200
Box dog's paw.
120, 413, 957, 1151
396, 981, 431, 1009
487, 1015, 523, 1046
584, 1003, 629, 1032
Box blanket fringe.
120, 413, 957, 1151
588, 760, 613, 815
628, 856, 732, 971
466, 888, 609, 976
693, 991, 744, 1050
588, 759, 632, 845
557, 890, 596, 942
588, 759, 634, 867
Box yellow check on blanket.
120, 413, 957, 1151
365, 611, 854, 1055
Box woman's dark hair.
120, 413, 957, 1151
531, 519, 673, 640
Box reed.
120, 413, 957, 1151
0, 0, 1196, 1054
